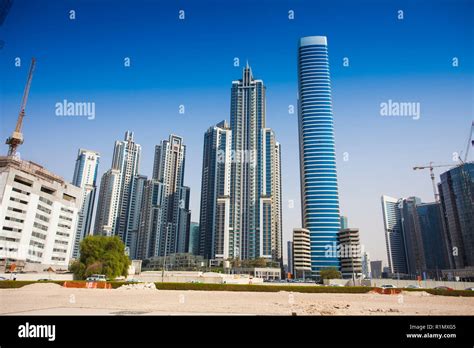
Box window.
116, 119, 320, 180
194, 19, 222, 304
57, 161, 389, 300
7, 207, 25, 214
14, 176, 32, 187
9, 197, 28, 205
33, 222, 48, 231
31, 231, 47, 240
4, 216, 24, 223
12, 187, 30, 196
41, 186, 55, 195
39, 196, 53, 206
63, 193, 76, 202
37, 205, 51, 214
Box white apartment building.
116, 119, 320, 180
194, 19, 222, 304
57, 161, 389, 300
0, 156, 81, 270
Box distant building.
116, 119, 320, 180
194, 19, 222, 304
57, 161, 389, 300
416, 202, 450, 274
399, 196, 426, 276
287, 240, 293, 277
94, 168, 121, 237
338, 228, 362, 279
136, 135, 191, 259
198, 121, 232, 260
71, 149, 100, 259
188, 222, 200, 256
94, 131, 141, 254
0, 156, 82, 269
292, 228, 311, 279
381, 195, 407, 274
361, 251, 371, 279
143, 253, 205, 271
438, 163, 474, 271
370, 260, 383, 279
127, 174, 147, 258
340, 216, 348, 230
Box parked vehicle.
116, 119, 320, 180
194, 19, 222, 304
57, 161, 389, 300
434, 286, 453, 291
380, 284, 396, 289
0, 276, 7, 281
464, 287, 474, 291
86, 274, 107, 282
405, 285, 421, 289
38, 278, 50, 282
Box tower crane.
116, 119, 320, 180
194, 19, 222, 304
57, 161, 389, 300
6, 57, 36, 157
462, 120, 474, 162
413, 162, 455, 202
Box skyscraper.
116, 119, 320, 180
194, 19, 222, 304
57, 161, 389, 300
198, 121, 232, 260
71, 149, 100, 259
94, 131, 141, 252
297, 36, 341, 277
112, 131, 141, 249
94, 168, 121, 236
399, 196, 425, 276
438, 162, 474, 270
137, 135, 191, 259
188, 222, 200, 256
127, 174, 147, 258
416, 202, 449, 273
381, 195, 407, 274
225, 64, 282, 263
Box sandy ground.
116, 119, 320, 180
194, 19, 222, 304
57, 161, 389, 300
1, 283, 473, 315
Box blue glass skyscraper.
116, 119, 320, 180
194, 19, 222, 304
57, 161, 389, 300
297, 36, 341, 277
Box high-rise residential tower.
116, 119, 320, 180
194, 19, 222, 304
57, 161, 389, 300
198, 121, 232, 260
71, 149, 100, 259
137, 135, 191, 259
381, 195, 407, 274
297, 36, 341, 277
94, 132, 141, 252
219, 64, 282, 263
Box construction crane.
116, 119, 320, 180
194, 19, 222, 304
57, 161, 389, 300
6, 57, 36, 157
462, 120, 474, 162
413, 162, 454, 202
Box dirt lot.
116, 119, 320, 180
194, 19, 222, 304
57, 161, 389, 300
1, 283, 473, 315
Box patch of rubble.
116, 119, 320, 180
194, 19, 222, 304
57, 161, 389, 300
117, 282, 156, 290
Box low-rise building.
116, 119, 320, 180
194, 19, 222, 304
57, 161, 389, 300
0, 156, 81, 271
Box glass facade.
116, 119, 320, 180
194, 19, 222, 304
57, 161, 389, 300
297, 36, 341, 277
438, 162, 474, 269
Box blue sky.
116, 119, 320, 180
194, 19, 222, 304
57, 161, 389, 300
1, 0, 473, 263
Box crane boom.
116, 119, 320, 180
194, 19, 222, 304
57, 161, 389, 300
413, 162, 454, 202
464, 121, 474, 162
6, 57, 36, 156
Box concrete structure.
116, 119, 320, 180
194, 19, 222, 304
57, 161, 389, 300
137, 135, 190, 259
131, 271, 264, 285
381, 195, 407, 274
71, 148, 100, 259
297, 36, 341, 277
438, 162, 474, 279
292, 228, 311, 279
198, 121, 232, 260
370, 260, 383, 279
0, 156, 82, 269
338, 228, 362, 279
228, 64, 282, 263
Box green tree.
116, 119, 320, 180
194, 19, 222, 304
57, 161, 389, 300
70, 236, 130, 280
319, 267, 342, 280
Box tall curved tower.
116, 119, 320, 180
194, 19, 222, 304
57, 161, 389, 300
297, 36, 341, 277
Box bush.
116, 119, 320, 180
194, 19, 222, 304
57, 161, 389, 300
153, 282, 373, 294
70, 235, 131, 280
